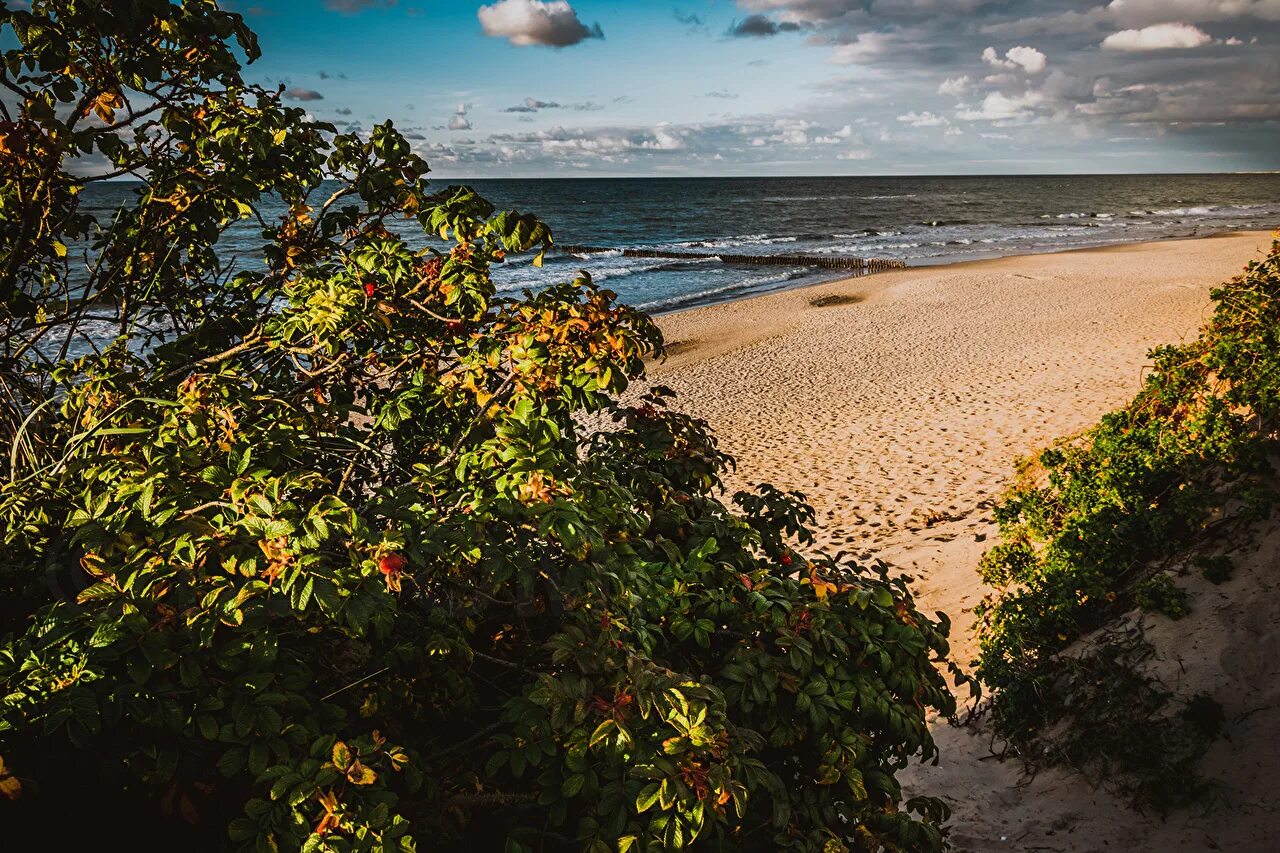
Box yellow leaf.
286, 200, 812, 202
332, 741, 352, 768
346, 761, 377, 786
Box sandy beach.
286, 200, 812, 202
649, 230, 1279, 853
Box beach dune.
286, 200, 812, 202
649, 230, 1278, 852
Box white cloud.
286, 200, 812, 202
939, 75, 972, 96
477, 0, 603, 48
982, 45, 1048, 73
814, 124, 856, 143
449, 103, 472, 131
1101, 22, 1214, 50
897, 110, 950, 126
957, 90, 1048, 121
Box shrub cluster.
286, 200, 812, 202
974, 232, 1280, 805
0, 3, 964, 850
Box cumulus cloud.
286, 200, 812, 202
729, 14, 803, 36
449, 103, 472, 131
1101, 22, 1215, 50
897, 110, 950, 126
284, 88, 324, 101
477, 0, 603, 48
939, 75, 972, 96
982, 45, 1048, 73
957, 90, 1049, 122
814, 124, 856, 143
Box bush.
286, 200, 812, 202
1133, 575, 1190, 619
974, 231, 1280, 804
1195, 555, 1235, 585
0, 3, 964, 850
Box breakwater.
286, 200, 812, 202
557, 245, 908, 272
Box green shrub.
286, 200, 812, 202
974, 230, 1280, 804
1133, 575, 1190, 620
0, 3, 965, 850
1195, 555, 1235, 585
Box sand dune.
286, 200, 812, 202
648, 231, 1278, 852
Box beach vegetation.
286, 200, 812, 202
0, 2, 965, 851
974, 232, 1280, 808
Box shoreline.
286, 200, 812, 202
648, 225, 1262, 319
645, 228, 1276, 851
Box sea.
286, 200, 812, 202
79, 174, 1280, 315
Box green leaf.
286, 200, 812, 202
561, 774, 584, 798
635, 782, 661, 813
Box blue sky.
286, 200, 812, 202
229, 1, 1280, 177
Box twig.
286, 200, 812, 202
320, 666, 391, 702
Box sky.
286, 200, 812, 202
227, 1, 1279, 176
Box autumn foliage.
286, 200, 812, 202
0, 2, 963, 850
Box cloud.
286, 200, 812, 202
505, 97, 563, 112
335, 107, 353, 115
814, 124, 856, 143
673, 9, 707, 32
284, 88, 324, 101
982, 45, 1048, 73
939, 75, 972, 96
705, 89, 740, 99
477, 0, 603, 48
475, 117, 869, 169
1101, 22, 1215, 50
449, 103, 472, 130
729, 14, 803, 36
829, 32, 897, 64
1108, 0, 1280, 27
957, 90, 1049, 122
489, 124, 689, 155
503, 97, 605, 113
897, 110, 950, 126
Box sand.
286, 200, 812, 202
646, 231, 1279, 853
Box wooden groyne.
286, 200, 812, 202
558, 245, 907, 272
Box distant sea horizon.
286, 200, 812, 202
82, 173, 1280, 314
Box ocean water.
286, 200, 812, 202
78, 174, 1280, 314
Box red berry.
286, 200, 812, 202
363, 282, 376, 298
779, 553, 793, 567
378, 553, 406, 575
446, 319, 463, 332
